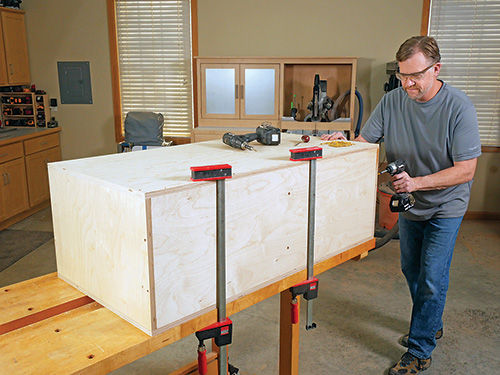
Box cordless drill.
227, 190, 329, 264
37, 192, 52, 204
380, 160, 416, 212
222, 123, 281, 151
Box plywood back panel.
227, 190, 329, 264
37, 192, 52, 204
49, 168, 153, 333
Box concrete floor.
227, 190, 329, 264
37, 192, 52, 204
1, 207, 499, 374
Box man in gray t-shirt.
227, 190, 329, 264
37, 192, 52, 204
323, 36, 481, 374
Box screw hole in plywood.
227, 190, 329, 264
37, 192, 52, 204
87, 354, 95, 359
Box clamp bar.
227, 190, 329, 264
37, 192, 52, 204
191, 165, 232, 375
306, 158, 317, 330
216, 179, 228, 375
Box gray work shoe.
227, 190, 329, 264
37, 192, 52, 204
389, 352, 431, 374
400, 327, 443, 347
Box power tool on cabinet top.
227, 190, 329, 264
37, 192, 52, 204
222, 122, 281, 151
379, 159, 416, 212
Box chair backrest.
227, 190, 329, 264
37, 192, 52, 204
124, 112, 164, 146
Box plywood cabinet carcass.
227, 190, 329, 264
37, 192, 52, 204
0, 8, 30, 86
49, 134, 378, 336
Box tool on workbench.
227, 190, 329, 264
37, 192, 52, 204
304, 74, 333, 122
191, 164, 238, 375
294, 134, 310, 146
222, 123, 281, 151
379, 160, 415, 212
289, 146, 323, 330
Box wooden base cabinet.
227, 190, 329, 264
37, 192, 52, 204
0, 128, 61, 229
0, 157, 29, 222
25, 146, 61, 207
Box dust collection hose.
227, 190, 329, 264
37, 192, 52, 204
374, 221, 399, 250
330, 89, 364, 137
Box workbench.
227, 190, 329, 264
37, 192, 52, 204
0, 238, 374, 374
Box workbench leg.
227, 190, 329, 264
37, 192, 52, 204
354, 251, 369, 261
279, 289, 300, 375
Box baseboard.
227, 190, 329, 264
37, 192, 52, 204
464, 211, 500, 220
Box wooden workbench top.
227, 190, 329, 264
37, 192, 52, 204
0, 238, 374, 374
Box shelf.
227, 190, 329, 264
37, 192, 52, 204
1, 93, 50, 129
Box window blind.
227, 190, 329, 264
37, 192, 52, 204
428, 0, 500, 146
115, 0, 193, 138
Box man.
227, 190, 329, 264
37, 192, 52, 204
323, 36, 481, 374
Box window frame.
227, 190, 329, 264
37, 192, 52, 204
107, 0, 198, 144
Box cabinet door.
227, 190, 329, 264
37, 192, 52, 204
0, 18, 8, 85
240, 64, 280, 120
0, 158, 29, 221
1, 11, 30, 85
25, 147, 62, 207
201, 64, 240, 119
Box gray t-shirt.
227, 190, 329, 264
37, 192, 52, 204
361, 81, 481, 220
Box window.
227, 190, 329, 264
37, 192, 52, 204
108, 0, 195, 141
428, 0, 500, 147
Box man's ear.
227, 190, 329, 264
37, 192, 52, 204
433, 62, 442, 76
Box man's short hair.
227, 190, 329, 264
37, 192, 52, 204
396, 36, 441, 63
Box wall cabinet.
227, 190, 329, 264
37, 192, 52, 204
200, 63, 280, 121
194, 57, 357, 142
0, 8, 30, 86
0, 128, 61, 229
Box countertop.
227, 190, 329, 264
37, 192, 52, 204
0, 127, 60, 146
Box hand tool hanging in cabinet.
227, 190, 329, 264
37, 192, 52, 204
289, 146, 323, 330
190, 164, 239, 375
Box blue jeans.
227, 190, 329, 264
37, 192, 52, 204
398, 215, 463, 359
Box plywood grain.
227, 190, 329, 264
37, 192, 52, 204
49, 169, 153, 333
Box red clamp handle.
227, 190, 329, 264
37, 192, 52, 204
291, 298, 299, 324
197, 345, 207, 375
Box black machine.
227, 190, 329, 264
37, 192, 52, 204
222, 123, 281, 151
304, 74, 333, 122
380, 160, 416, 212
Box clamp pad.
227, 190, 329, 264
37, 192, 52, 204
289, 146, 323, 161
190, 164, 232, 181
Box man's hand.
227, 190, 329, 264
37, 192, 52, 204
321, 132, 347, 141
391, 172, 417, 193
391, 159, 478, 193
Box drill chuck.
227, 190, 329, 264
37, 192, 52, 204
222, 132, 254, 151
